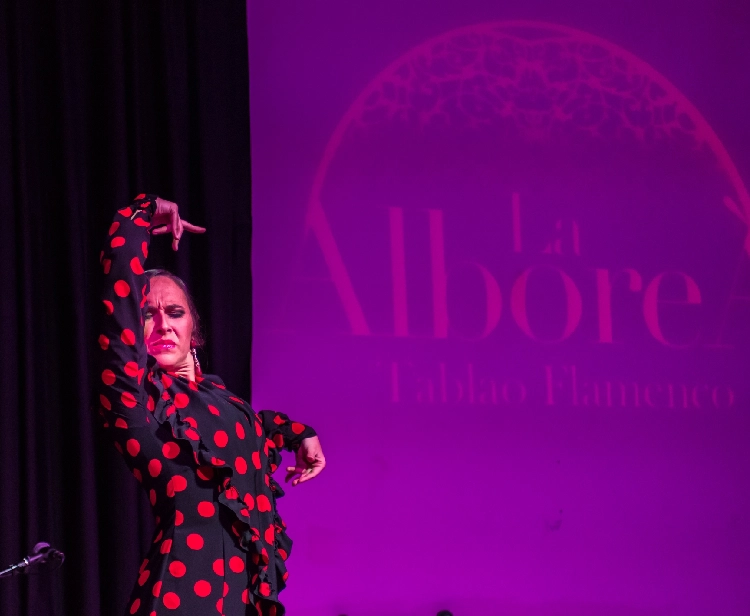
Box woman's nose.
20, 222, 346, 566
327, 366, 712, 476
154, 312, 172, 333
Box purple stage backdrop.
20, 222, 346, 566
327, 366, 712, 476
248, 2, 750, 614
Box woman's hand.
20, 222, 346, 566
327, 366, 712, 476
285, 435, 326, 487
151, 197, 206, 250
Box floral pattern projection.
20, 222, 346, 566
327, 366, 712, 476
311, 22, 749, 255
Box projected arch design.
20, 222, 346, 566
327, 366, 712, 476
308, 20, 750, 254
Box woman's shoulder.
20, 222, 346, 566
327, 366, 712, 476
197, 373, 226, 388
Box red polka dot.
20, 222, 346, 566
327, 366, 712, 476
114, 280, 130, 297
160, 539, 172, 554
152, 580, 162, 597
99, 394, 111, 410
259, 582, 271, 597
121, 391, 137, 408
98, 335, 109, 350
243, 493, 255, 510
235, 457, 247, 474
224, 486, 238, 500
134, 217, 150, 227
291, 422, 306, 434
273, 434, 284, 448
142, 241, 148, 258
111, 236, 125, 248
168, 561, 186, 578
223, 581, 229, 597
186, 533, 204, 550
102, 259, 112, 274
121, 329, 136, 345
162, 442, 180, 459
185, 428, 199, 441
130, 256, 145, 275
213, 431, 228, 447
161, 374, 173, 388
149, 489, 156, 506
264, 525, 275, 545
103, 300, 114, 315
255, 421, 262, 437
162, 591, 180, 609
208, 405, 220, 416
109, 221, 120, 236
278, 549, 288, 561
228, 556, 244, 573
101, 369, 116, 385
173, 393, 189, 408
147, 459, 162, 477
197, 502, 215, 517
126, 439, 140, 456
138, 570, 150, 586
185, 416, 198, 428
241, 589, 250, 604
212, 559, 225, 576
118, 206, 133, 217
147, 396, 155, 412
235, 422, 246, 439
196, 466, 214, 481
115, 418, 128, 429
194, 580, 211, 598
251, 452, 261, 469
175, 510, 184, 526
139, 558, 149, 573
171, 475, 188, 492
124, 361, 139, 377
129, 598, 140, 614
215, 598, 223, 613
273, 415, 285, 425
257, 495, 271, 512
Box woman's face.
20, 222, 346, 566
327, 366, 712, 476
143, 276, 194, 371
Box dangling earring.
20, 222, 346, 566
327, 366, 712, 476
191, 346, 202, 376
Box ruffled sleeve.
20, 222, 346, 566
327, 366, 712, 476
257, 410, 316, 452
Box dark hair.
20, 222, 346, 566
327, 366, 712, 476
144, 269, 205, 348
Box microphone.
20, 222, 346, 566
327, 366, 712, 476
0, 542, 65, 578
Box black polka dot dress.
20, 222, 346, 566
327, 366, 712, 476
96, 195, 316, 616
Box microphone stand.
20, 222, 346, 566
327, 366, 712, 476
0, 543, 65, 578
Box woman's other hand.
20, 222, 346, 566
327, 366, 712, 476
151, 197, 206, 250
285, 436, 326, 487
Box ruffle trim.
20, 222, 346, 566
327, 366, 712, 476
147, 368, 291, 609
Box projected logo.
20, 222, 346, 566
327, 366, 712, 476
286, 21, 750, 410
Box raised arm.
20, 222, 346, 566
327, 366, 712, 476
96, 194, 157, 428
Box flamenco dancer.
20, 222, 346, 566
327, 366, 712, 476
96, 194, 326, 615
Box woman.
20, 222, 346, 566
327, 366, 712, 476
96, 194, 325, 615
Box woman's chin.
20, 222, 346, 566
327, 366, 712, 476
149, 350, 186, 371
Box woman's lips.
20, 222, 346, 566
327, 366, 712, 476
150, 341, 177, 353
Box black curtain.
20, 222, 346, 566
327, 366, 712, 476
0, 1, 251, 614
